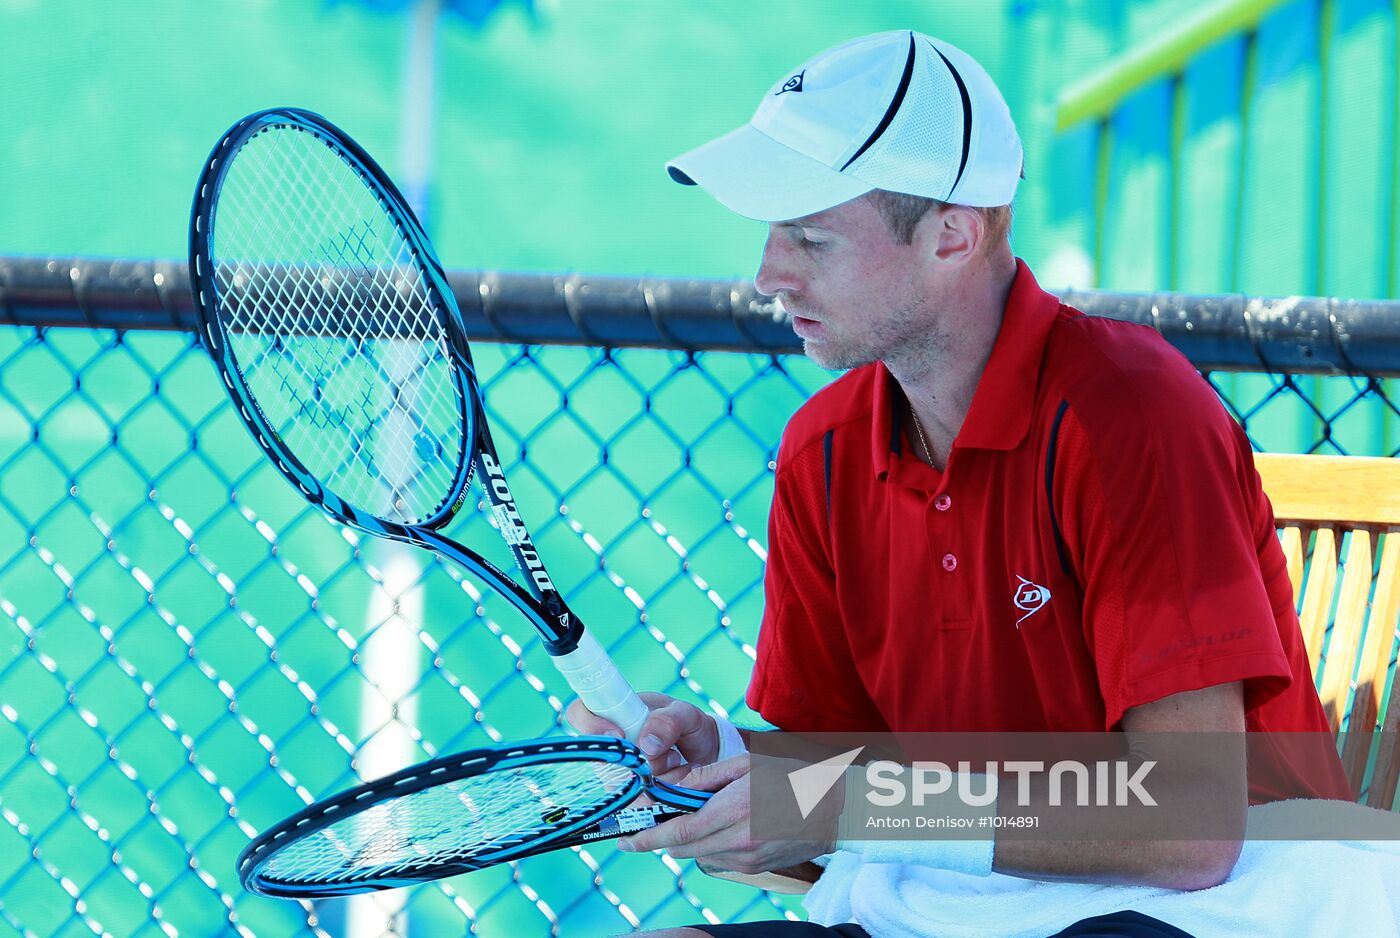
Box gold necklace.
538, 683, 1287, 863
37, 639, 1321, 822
908, 407, 935, 466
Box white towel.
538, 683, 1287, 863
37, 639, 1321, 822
803, 800, 1400, 937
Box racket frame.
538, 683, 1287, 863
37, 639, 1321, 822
188, 107, 584, 653
236, 736, 710, 897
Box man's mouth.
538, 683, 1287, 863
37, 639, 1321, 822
789, 314, 824, 338
775, 296, 813, 321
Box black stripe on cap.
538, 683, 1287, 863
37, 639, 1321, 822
840, 32, 917, 172
928, 40, 973, 201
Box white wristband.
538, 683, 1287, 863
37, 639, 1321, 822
839, 832, 995, 877
712, 713, 748, 762
835, 768, 996, 877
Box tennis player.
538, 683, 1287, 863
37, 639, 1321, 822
569, 30, 1358, 937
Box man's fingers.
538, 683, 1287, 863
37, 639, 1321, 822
678, 754, 750, 792
635, 700, 720, 767
568, 693, 682, 742
618, 779, 746, 853
650, 748, 687, 778
564, 699, 623, 737
636, 701, 700, 753
619, 816, 750, 862
567, 694, 718, 771
617, 807, 713, 853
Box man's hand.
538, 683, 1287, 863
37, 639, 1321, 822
615, 755, 836, 876
565, 692, 720, 778
567, 693, 836, 876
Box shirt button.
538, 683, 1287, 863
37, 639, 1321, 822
934, 494, 952, 511
942, 553, 958, 572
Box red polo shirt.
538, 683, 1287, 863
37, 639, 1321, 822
747, 259, 1351, 802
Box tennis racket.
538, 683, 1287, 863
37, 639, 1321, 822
237, 736, 710, 896
187, 107, 651, 737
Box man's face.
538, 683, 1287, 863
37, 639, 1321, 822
754, 195, 944, 371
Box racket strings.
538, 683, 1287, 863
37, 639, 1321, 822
263, 759, 637, 885
211, 124, 465, 525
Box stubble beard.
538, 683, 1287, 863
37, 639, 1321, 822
802, 337, 867, 371
801, 297, 945, 377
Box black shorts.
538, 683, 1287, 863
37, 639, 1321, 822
694, 909, 1195, 937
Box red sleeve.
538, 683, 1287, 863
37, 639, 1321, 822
747, 435, 889, 733
1055, 360, 1293, 731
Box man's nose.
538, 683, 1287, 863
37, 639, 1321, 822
754, 230, 800, 297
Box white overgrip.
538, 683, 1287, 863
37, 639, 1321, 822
551, 629, 651, 741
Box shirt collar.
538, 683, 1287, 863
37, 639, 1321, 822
872, 258, 1062, 479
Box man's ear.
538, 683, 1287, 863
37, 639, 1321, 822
920, 205, 982, 263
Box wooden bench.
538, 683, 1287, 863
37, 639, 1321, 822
709, 452, 1400, 895
1254, 453, 1400, 807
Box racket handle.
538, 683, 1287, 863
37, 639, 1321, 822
552, 630, 651, 741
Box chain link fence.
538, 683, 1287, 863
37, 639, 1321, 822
0, 258, 1397, 937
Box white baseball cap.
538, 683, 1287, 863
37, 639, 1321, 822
666, 30, 1022, 221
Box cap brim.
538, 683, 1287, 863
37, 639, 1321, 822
665, 124, 872, 222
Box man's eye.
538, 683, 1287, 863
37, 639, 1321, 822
779, 226, 827, 250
